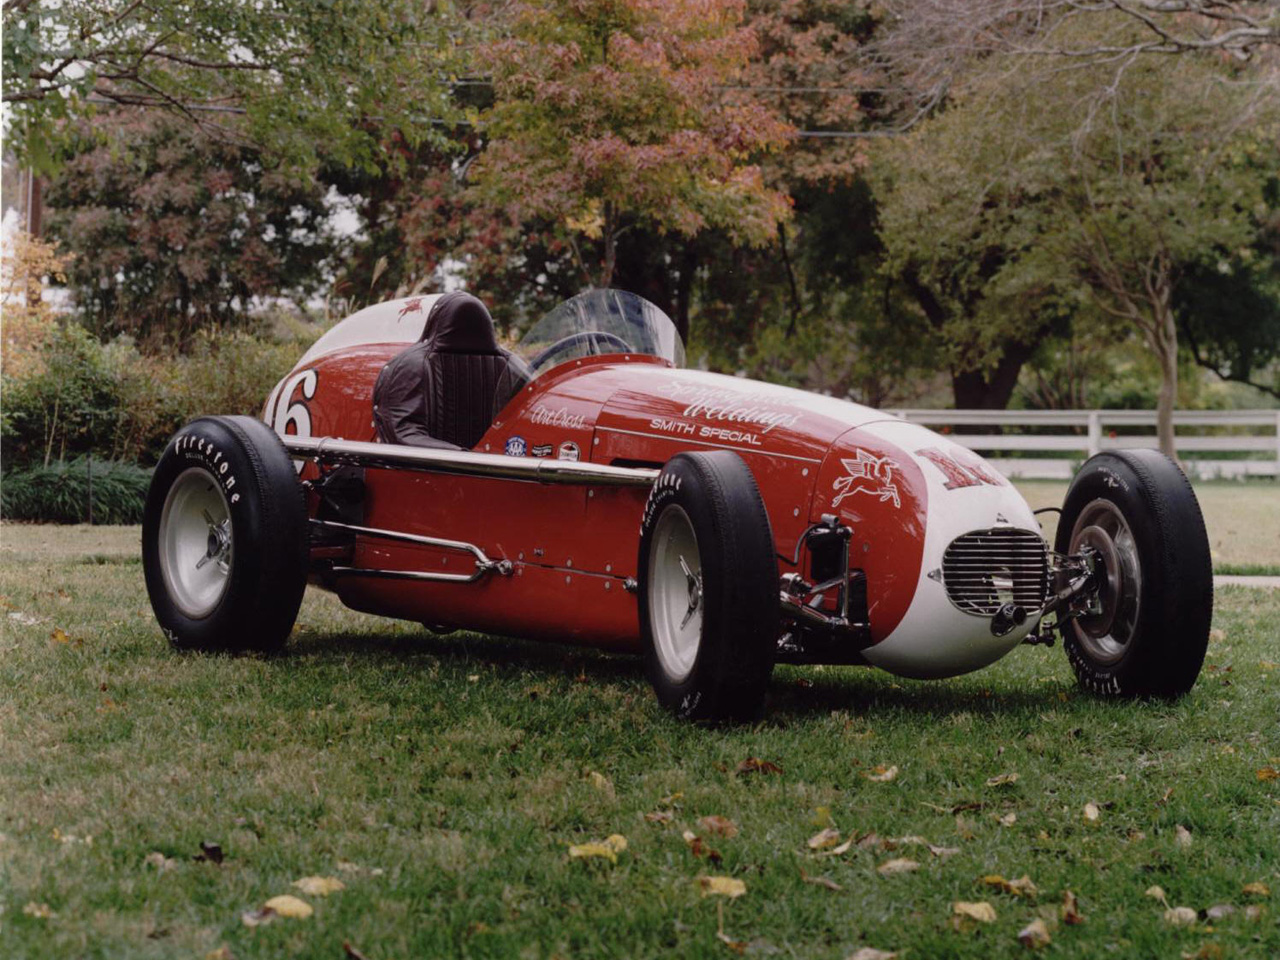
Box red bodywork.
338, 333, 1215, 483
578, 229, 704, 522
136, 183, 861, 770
272, 341, 931, 654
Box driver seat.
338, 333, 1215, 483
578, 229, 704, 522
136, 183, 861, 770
373, 293, 527, 450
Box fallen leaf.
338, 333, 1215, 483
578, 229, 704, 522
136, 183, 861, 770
1244, 904, 1266, 921
1082, 802, 1100, 823
982, 874, 1038, 898
699, 815, 739, 838
846, 949, 898, 960
343, 944, 372, 960
717, 930, 746, 954
1146, 886, 1170, 907
1182, 945, 1225, 960
204, 947, 234, 960
1164, 906, 1197, 926
682, 830, 721, 863
928, 843, 961, 859
145, 851, 177, 871
195, 841, 224, 864
23, 901, 56, 919
877, 858, 920, 876
50, 627, 72, 645
569, 834, 627, 864
1174, 825, 1193, 848
586, 770, 614, 794
1242, 881, 1270, 897
798, 866, 842, 891
1206, 904, 1236, 920
986, 772, 1019, 787
824, 837, 856, 856
292, 876, 344, 896
644, 810, 674, 823
736, 757, 782, 776
264, 895, 312, 919
1062, 890, 1085, 925
1256, 767, 1279, 782
808, 828, 841, 850
658, 792, 684, 806
699, 875, 747, 898
240, 907, 276, 928
810, 806, 833, 828
867, 765, 898, 783
955, 816, 975, 840
952, 901, 997, 923
998, 813, 1017, 827
1017, 918, 1051, 949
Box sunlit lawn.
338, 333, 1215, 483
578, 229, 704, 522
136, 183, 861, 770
1, 523, 1277, 959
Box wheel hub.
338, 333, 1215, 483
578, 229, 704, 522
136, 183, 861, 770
158, 468, 234, 619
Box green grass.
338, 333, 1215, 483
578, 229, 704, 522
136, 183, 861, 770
1013, 480, 1280, 571
1, 525, 1278, 959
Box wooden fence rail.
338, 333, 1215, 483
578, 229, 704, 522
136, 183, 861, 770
887, 409, 1280, 480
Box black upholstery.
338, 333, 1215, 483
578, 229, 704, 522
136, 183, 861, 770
373, 292, 527, 450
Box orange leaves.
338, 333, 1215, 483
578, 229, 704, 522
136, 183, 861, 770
735, 757, 783, 776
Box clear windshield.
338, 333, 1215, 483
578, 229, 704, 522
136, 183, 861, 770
511, 289, 685, 378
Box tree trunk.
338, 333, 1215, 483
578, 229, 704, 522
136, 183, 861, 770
950, 337, 1038, 411
600, 201, 617, 288
1152, 299, 1179, 460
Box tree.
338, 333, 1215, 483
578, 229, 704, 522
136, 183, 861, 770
45, 112, 339, 341
471, 0, 794, 289
1, 0, 455, 171
872, 14, 1280, 453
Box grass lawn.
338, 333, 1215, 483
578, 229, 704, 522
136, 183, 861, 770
1, 524, 1277, 960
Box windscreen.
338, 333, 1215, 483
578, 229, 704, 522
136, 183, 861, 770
494, 289, 685, 415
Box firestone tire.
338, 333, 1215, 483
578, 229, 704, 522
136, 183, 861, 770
638, 451, 779, 723
1055, 449, 1212, 699
143, 415, 308, 653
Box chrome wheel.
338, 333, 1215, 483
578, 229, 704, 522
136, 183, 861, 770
158, 468, 233, 619
647, 505, 703, 683
1068, 498, 1141, 665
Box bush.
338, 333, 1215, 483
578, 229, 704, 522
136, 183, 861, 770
0, 458, 152, 525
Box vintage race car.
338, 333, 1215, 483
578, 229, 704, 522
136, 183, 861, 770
142, 290, 1213, 720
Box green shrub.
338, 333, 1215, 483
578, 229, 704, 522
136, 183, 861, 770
1, 458, 152, 525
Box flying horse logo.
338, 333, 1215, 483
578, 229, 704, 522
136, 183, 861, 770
832, 449, 901, 509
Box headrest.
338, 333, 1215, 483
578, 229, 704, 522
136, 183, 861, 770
425, 291, 499, 354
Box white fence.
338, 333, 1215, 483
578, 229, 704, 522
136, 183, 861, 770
889, 409, 1280, 480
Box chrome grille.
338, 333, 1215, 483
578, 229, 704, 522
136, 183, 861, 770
941, 528, 1050, 616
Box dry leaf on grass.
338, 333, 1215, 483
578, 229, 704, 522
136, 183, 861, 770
22, 902, 56, 919
144, 851, 177, 871
1164, 906, 1197, 926
981, 874, 1037, 898
810, 806, 834, 828
1242, 881, 1270, 897
343, 943, 372, 960
658, 792, 684, 806
568, 834, 627, 864
807, 828, 841, 850
1145, 885, 1170, 906
292, 876, 344, 896
1244, 904, 1267, 921
1062, 890, 1085, 925
698, 875, 747, 898
1174, 825, 1193, 848
586, 771, 615, 796
928, 843, 961, 858
1017, 918, 1051, 949
263, 895, 312, 919
986, 772, 1019, 787
952, 901, 997, 923
1082, 802, 1100, 823
204, 947, 234, 960
644, 810, 674, 824
799, 866, 842, 891
998, 813, 1017, 827
240, 907, 276, 928
1206, 904, 1236, 920
1256, 767, 1279, 782
846, 949, 898, 960
867, 765, 898, 783
698, 815, 739, 838
195, 841, 224, 864
877, 858, 919, 876
736, 757, 782, 776
682, 830, 722, 863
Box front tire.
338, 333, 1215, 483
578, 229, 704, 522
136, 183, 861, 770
1056, 449, 1212, 698
143, 416, 308, 653
638, 452, 779, 722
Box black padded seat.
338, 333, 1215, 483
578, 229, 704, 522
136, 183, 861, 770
373, 292, 527, 449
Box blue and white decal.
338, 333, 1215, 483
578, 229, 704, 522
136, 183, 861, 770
505, 436, 528, 457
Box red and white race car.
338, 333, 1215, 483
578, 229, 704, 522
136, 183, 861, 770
142, 290, 1213, 721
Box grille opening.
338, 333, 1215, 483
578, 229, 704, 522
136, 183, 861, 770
942, 528, 1049, 616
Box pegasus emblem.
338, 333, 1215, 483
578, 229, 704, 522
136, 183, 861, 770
832, 449, 901, 509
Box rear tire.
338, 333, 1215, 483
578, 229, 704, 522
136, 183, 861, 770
638, 452, 779, 722
1055, 449, 1212, 698
143, 416, 308, 653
